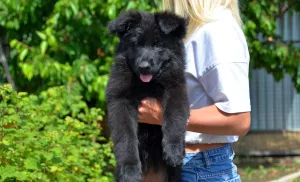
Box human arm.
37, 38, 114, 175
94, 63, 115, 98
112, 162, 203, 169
138, 99, 250, 136
188, 104, 250, 136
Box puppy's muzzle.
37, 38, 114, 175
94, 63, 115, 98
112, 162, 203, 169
138, 61, 151, 74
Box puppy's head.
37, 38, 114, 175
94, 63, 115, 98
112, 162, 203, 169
108, 11, 187, 83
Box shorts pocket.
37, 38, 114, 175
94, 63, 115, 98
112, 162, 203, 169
196, 164, 240, 181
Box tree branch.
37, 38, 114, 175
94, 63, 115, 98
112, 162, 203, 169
0, 38, 16, 90
277, 3, 290, 18
263, 38, 300, 46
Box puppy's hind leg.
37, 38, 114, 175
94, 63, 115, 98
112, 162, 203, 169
108, 99, 142, 182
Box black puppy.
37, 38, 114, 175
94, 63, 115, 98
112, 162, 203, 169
106, 11, 189, 182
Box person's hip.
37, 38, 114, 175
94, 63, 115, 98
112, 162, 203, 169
182, 143, 241, 182
185, 143, 227, 153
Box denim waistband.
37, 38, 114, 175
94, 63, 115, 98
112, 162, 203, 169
183, 143, 233, 168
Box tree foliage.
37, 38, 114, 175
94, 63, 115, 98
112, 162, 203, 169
0, 0, 160, 106
241, 0, 300, 92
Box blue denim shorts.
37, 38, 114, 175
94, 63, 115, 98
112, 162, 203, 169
182, 143, 241, 182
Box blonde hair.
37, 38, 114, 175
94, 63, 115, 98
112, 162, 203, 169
163, 0, 242, 39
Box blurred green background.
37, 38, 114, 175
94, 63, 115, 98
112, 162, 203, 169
0, 0, 299, 181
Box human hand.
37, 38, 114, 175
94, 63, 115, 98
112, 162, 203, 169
138, 98, 163, 125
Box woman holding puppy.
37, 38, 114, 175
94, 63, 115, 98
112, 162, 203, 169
139, 0, 251, 181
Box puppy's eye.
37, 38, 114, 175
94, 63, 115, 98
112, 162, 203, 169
161, 54, 170, 61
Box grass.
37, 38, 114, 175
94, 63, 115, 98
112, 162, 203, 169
292, 177, 300, 182
235, 156, 300, 182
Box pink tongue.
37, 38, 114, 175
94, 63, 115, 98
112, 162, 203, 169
140, 74, 153, 82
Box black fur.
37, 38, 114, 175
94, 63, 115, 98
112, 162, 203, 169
106, 11, 190, 182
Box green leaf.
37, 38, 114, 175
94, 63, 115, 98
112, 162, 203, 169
15, 171, 29, 181
24, 157, 39, 170
9, 39, 18, 47
48, 35, 58, 47
108, 4, 116, 19
297, 74, 300, 85
21, 63, 34, 80
0, 166, 17, 181
43, 152, 53, 161
253, 3, 262, 18
19, 48, 29, 61
40, 41, 48, 55
36, 31, 47, 40
65, 8, 72, 20
70, 2, 78, 15
126, 1, 137, 10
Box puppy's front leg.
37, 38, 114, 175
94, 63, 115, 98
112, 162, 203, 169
107, 98, 142, 182
161, 86, 189, 168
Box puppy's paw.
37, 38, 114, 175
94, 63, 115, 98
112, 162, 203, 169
118, 165, 142, 182
162, 144, 184, 167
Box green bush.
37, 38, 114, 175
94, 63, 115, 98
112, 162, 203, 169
0, 84, 115, 181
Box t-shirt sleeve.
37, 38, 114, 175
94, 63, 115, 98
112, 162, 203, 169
196, 23, 251, 113
199, 62, 251, 113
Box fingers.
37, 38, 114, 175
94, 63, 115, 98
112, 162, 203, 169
138, 98, 163, 125
141, 98, 157, 104
141, 98, 160, 109
141, 99, 148, 105
141, 98, 153, 107
138, 105, 148, 122
138, 105, 146, 113
138, 106, 148, 124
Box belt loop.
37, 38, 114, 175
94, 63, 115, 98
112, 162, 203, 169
202, 151, 211, 168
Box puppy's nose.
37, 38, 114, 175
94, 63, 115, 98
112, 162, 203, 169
139, 61, 150, 72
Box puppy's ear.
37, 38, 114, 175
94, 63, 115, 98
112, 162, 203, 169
155, 11, 188, 39
108, 11, 141, 37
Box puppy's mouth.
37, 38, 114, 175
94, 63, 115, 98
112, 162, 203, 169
138, 60, 171, 82
140, 74, 153, 82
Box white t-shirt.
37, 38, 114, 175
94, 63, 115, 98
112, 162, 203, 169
184, 8, 251, 144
